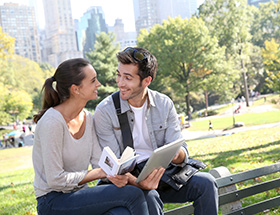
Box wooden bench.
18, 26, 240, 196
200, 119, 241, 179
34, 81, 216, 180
164, 162, 280, 215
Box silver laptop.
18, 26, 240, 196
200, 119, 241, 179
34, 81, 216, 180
136, 138, 185, 183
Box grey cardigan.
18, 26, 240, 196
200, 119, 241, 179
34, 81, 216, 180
32, 108, 101, 198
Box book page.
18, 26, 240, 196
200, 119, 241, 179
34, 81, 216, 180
119, 146, 135, 163
118, 155, 138, 175
98, 146, 120, 175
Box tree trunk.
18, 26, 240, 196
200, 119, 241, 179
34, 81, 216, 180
204, 90, 208, 116
241, 59, 250, 107
185, 93, 191, 114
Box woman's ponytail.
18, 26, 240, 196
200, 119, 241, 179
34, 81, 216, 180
33, 76, 60, 123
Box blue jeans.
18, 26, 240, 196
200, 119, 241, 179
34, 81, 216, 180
36, 184, 163, 215
158, 172, 218, 215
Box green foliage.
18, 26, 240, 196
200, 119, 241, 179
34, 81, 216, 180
4, 89, 33, 120
262, 39, 280, 92
250, 0, 280, 48
7, 55, 46, 94
0, 39, 54, 119
0, 26, 14, 61
138, 17, 231, 113
198, 0, 267, 101
86, 32, 119, 110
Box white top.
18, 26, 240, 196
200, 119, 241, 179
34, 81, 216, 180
130, 99, 153, 163
32, 108, 101, 198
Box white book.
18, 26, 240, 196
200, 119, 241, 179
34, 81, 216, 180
98, 146, 139, 176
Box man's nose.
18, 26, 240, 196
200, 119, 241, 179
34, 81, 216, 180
117, 77, 125, 87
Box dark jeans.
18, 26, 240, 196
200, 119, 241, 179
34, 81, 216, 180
36, 184, 163, 215
158, 172, 219, 215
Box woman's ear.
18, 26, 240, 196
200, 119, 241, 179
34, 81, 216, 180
70, 84, 80, 96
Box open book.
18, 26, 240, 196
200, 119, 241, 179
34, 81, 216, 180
98, 146, 139, 176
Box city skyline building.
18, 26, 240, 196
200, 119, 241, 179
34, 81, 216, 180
42, 0, 82, 67
113, 19, 137, 50
0, 3, 41, 62
133, 0, 201, 35
247, 0, 277, 7
76, 6, 108, 57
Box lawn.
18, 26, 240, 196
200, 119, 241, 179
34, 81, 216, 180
188, 110, 280, 131
0, 126, 280, 214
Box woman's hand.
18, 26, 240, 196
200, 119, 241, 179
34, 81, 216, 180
107, 174, 129, 188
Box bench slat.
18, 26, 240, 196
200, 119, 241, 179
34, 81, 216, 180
219, 178, 280, 205
163, 204, 194, 215
224, 195, 280, 215
216, 162, 280, 188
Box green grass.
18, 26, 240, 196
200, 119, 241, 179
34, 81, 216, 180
0, 127, 280, 214
188, 110, 280, 131
252, 94, 280, 107
0, 146, 36, 215
164, 127, 280, 214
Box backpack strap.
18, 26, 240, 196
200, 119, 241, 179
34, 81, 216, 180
112, 91, 134, 150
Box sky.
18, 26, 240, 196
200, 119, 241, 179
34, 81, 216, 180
0, 0, 136, 32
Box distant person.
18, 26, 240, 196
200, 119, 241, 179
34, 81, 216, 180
3, 133, 8, 148
234, 104, 241, 114
188, 111, 192, 120
22, 125, 26, 133
28, 124, 32, 133
209, 120, 214, 131
32, 58, 160, 215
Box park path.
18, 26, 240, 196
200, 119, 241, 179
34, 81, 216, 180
182, 121, 280, 140
182, 100, 280, 140
1, 98, 280, 146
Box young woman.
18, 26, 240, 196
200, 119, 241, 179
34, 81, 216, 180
32, 58, 162, 215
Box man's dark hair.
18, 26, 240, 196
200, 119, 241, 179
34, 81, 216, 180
116, 47, 157, 81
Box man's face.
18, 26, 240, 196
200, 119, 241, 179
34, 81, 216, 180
116, 63, 147, 106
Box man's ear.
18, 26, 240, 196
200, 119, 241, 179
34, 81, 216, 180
143, 76, 152, 87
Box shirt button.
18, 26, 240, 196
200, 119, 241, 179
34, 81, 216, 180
160, 126, 162, 128
131, 119, 134, 122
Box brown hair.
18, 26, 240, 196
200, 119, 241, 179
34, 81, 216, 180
116, 47, 158, 81
33, 58, 90, 123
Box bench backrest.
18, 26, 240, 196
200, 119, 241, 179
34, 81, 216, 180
164, 162, 280, 215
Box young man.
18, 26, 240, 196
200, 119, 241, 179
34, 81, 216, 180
94, 47, 218, 215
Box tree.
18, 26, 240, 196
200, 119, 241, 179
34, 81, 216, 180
138, 17, 231, 113
250, 0, 280, 48
262, 39, 280, 93
86, 32, 120, 110
198, 0, 255, 106
4, 89, 33, 121
0, 83, 12, 125
0, 26, 14, 60
0, 26, 15, 83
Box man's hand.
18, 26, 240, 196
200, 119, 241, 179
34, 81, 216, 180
126, 168, 165, 190
172, 148, 185, 164
107, 174, 129, 188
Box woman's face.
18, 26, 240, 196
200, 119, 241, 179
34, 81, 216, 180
77, 65, 101, 101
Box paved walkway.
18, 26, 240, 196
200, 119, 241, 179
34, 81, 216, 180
1, 99, 279, 147
182, 121, 280, 140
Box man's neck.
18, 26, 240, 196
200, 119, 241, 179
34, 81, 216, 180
128, 88, 148, 107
